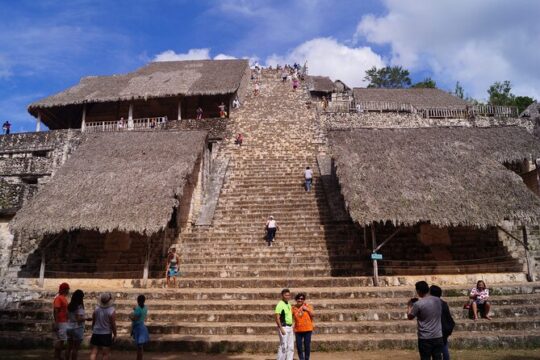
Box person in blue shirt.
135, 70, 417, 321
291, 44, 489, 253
130, 295, 149, 360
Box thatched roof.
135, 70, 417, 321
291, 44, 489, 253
328, 127, 540, 228
521, 101, 540, 118
307, 76, 335, 93
28, 59, 249, 113
10, 130, 207, 236
352, 88, 469, 109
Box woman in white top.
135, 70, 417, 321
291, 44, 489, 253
66, 289, 89, 360
265, 216, 280, 247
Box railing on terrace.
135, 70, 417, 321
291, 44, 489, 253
320, 100, 519, 118
84, 116, 168, 133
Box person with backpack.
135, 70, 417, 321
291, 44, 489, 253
430, 285, 455, 360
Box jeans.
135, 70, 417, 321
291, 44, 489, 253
418, 337, 444, 360
442, 341, 450, 360
277, 326, 294, 360
267, 228, 277, 243
295, 331, 312, 360
305, 178, 312, 192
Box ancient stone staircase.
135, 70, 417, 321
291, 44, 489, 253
1, 70, 539, 352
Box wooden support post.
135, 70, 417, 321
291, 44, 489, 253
142, 239, 150, 288
371, 225, 379, 287
81, 104, 87, 132
177, 99, 182, 120
522, 226, 533, 282
128, 103, 134, 129
36, 112, 42, 132
39, 252, 45, 288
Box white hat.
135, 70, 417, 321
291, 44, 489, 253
98, 292, 114, 308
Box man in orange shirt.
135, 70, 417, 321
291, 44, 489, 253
292, 293, 314, 360
53, 282, 70, 360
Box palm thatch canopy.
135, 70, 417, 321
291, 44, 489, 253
328, 127, 540, 228
28, 59, 249, 114
353, 88, 469, 109
307, 76, 335, 93
10, 131, 207, 236
521, 101, 539, 118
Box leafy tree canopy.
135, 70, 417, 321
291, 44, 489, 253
488, 80, 535, 113
412, 78, 436, 88
364, 66, 411, 89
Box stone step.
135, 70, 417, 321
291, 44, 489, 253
3, 317, 539, 336
4, 304, 538, 323
14, 294, 539, 312
1, 330, 539, 351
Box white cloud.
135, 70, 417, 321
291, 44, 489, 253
355, 0, 540, 100
266, 38, 385, 87
214, 53, 237, 60
153, 49, 239, 62
153, 49, 211, 62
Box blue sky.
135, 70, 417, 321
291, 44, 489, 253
1, 0, 539, 132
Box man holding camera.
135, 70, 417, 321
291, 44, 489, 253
407, 281, 444, 360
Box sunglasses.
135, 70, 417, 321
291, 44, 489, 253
297, 298, 305, 301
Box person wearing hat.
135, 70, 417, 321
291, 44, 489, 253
90, 292, 117, 360
53, 282, 70, 360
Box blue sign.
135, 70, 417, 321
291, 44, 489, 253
371, 253, 383, 260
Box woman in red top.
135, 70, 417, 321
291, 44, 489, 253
292, 293, 314, 360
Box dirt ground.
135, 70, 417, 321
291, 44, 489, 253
1, 349, 539, 360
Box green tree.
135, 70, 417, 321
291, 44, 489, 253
513, 96, 535, 114
412, 77, 436, 88
454, 81, 464, 99
488, 80, 514, 106
364, 66, 411, 88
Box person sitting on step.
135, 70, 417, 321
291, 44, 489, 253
469, 280, 491, 320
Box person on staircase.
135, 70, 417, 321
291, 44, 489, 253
90, 292, 117, 360
130, 294, 150, 360
53, 282, 70, 360
165, 247, 180, 287
293, 293, 314, 360
235, 133, 243, 147
254, 82, 260, 96
430, 285, 455, 360
265, 215, 279, 247
469, 280, 491, 320
66, 289, 90, 360
196, 107, 203, 120
218, 102, 227, 118
275, 289, 294, 360
304, 167, 313, 192
407, 281, 443, 360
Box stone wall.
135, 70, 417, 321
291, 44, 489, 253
321, 112, 535, 133
0, 130, 82, 276
497, 221, 540, 281
166, 119, 230, 140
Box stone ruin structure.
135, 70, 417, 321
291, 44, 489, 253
0, 61, 540, 352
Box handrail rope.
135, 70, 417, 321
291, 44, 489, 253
379, 255, 515, 264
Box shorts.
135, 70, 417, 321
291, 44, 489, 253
90, 333, 113, 347
67, 327, 84, 342
168, 267, 179, 277
132, 323, 150, 345
55, 323, 68, 342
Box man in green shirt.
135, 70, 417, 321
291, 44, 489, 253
275, 288, 294, 360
